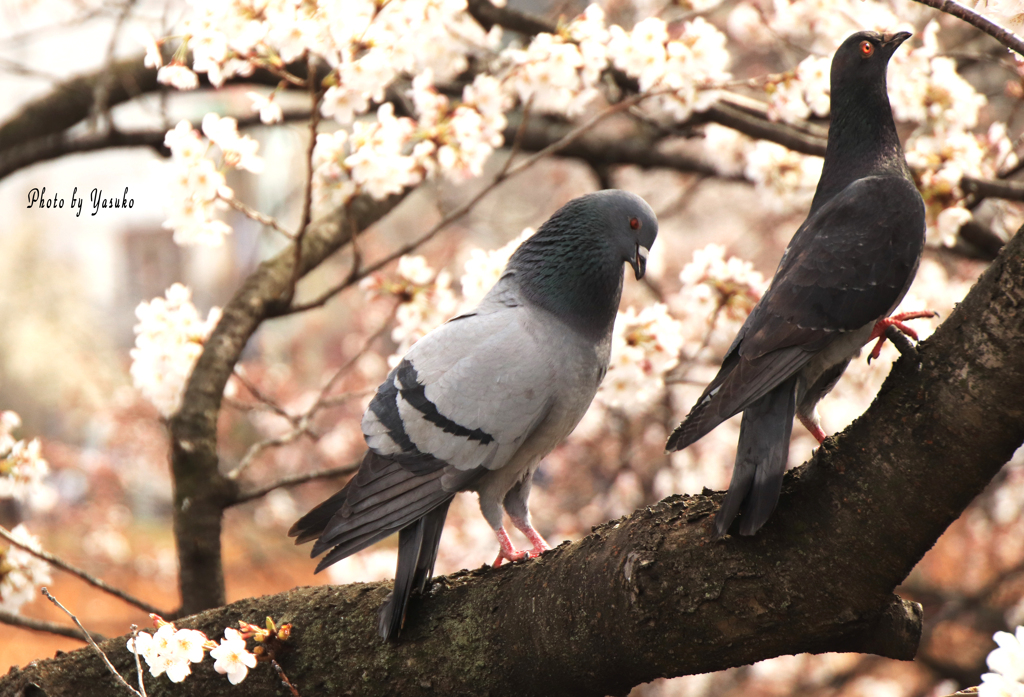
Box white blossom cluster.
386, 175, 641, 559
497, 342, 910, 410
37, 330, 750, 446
164, 115, 263, 246
700, 125, 823, 210
459, 227, 534, 308
766, 55, 831, 123
673, 244, 766, 357
907, 121, 1019, 245
130, 284, 223, 418
598, 304, 685, 415
0, 411, 49, 501
0, 524, 51, 614
361, 255, 458, 366
718, 2, 1016, 233
980, 626, 1024, 697
128, 620, 258, 685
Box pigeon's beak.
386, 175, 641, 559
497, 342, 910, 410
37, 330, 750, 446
631, 244, 649, 280
882, 31, 912, 53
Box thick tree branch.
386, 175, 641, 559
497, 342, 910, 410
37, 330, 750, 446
167, 192, 407, 616
6, 227, 1024, 697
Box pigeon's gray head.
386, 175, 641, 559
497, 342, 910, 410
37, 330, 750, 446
567, 189, 658, 281
504, 189, 659, 335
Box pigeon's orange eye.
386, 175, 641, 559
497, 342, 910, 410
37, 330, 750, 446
860, 40, 874, 57
630, 217, 641, 230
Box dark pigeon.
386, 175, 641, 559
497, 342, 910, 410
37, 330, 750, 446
666, 31, 926, 538
290, 190, 658, 640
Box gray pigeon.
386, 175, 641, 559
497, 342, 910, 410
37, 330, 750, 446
666, 31, 927, 538
290, 189, 658, 640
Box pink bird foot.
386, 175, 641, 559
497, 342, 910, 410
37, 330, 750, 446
491, 523, 551, 567
797, 412, 827, 445
867, 310, 937, 363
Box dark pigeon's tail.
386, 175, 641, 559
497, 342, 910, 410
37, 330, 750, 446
714, 376, 797, 538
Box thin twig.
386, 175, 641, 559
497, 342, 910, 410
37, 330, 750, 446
227, 307, 396, 482
41, 588, 140, 696
272, 658, 301, 696
232, 369, 298, 425
304, 308, 397, 414
130, 625, 148, 697
289, 53, 324, 299
286, 91, 654, 315
93, 0, 137, 129
0, 608, 102, 642
229, 429, 308, 480
0, 525, 165, 616
232, 462, 361, 506
221, 194, 296, 239
317, 388, 374, 407
911, 0, 1024, 56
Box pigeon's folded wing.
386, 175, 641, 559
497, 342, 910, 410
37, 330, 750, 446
362, 300, 560, 477
670, 175, 925, 449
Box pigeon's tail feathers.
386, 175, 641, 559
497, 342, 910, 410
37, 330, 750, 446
288, 486, 347, 545
714, 377, 797, 538
378, 500, 452, 642
666, 396, 727, 452
289, 450, 456, 571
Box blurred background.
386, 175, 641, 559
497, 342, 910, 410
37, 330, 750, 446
1, 0, 1023, 695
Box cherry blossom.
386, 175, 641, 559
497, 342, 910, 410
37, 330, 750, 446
0, 524, 51, 614
210, 627, 257, 685
980, 627, 1024, 697
130, 284, 223, 418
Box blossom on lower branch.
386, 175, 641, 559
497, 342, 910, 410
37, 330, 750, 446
127, 615, 288, 686
211, 627, 258, 685
980, 626, 1024, 697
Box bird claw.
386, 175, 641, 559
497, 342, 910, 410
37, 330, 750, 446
867, 310, 937, 363
491, 526, 549, 567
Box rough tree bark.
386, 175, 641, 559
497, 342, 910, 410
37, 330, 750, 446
167, 192, 406, 615
3, 227, 1023, 697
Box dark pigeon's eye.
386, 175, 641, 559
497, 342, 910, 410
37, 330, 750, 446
860, 40, 875, 58
630, 217, 641, 230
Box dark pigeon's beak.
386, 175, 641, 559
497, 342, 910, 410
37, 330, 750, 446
631, 244, 649, 280
882, 31, 912, 54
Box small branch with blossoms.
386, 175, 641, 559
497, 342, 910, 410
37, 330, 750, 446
126, 613, 293, 690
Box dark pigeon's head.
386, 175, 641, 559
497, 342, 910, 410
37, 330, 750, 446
830, 30, 911, 94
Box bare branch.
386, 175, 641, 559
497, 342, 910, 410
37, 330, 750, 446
129, 625, 148, 697
963, 175, 1024, 203
911, 0, 1024, 56
289, 53, 325, 301
221, 194, 297, 239
226, 308, 395, 481
0, 525, 165, 617
464, 0, 555, 36
231, 462, 361, 506
0, 608, 100, 642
